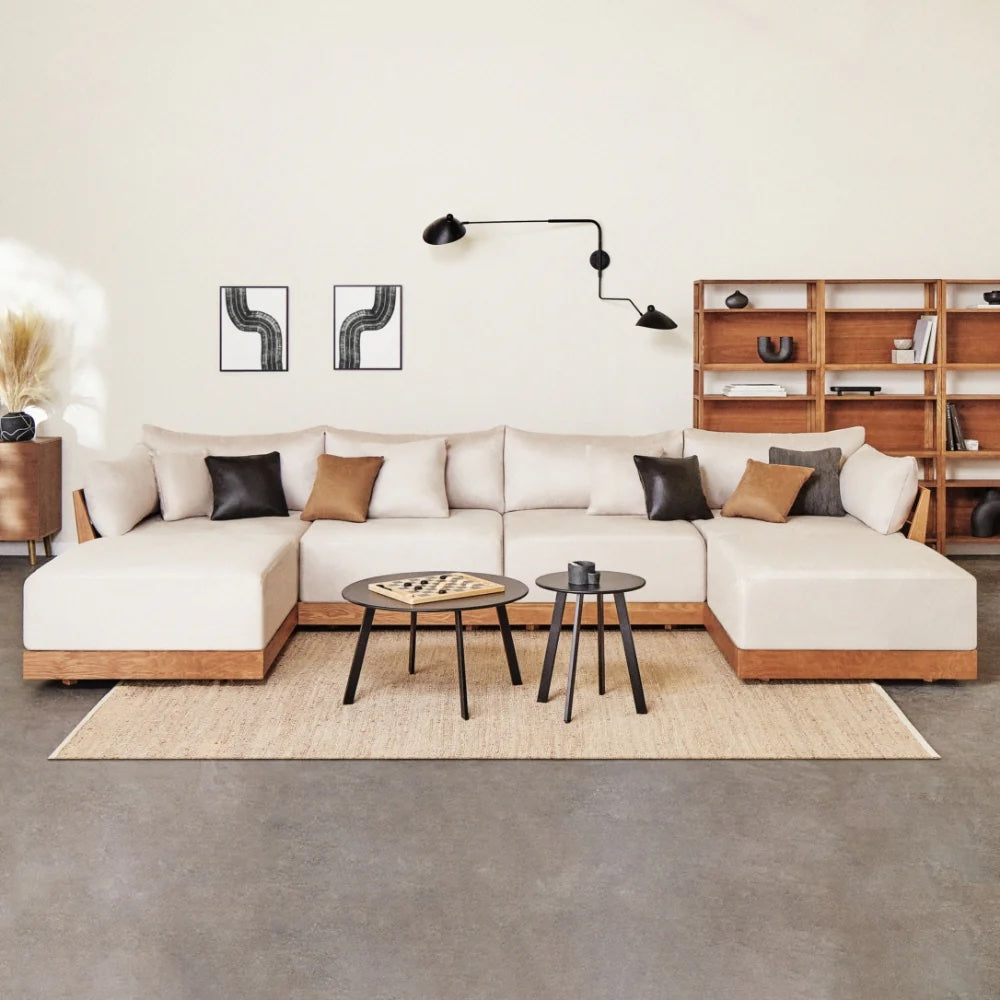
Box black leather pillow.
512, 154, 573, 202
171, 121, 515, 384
205, 452, 289, 520
768, 446, 845, 517
633, 454, 713, 521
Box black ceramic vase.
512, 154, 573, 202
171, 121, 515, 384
725, 290, 749, 309
984, 290, 1000, 305
0, 411, 35, 442
757, 336, 795, 363
970, 489, 1000, 538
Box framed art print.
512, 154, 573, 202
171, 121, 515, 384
334, 284, 402, 370
220, 286, 289, 372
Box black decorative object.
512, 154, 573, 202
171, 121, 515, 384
0, 411, 35, 442
568, 560, 596, 586
422, 213, 677, 330
205, 452, 290, 521
970, 489, 1000, 537
756, 336, 795, 363
334, 285, 402, 370
984, 290, 1000, 305
220, 286, 288, 372
725, 290, 749, 309
830, 386, 882, 396
633, 454, 713, 521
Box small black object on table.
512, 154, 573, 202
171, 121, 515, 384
341, 571, 528, 720
535, 571, 648, 723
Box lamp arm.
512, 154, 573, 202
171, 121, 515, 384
459, 216, 644, 317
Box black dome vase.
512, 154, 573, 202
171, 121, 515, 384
757, 336, 795, 363
725, 290, 749, 309
0, 411, 35, 442
970, 489, 1000, 538
984, 290, 1000, 305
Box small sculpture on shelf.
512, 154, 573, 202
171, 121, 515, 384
983, 290, 1000, 305
970, 489, 1000, 538
725, 290, 749, 309
756, 336, 795, 363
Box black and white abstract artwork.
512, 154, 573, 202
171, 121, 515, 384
219, 286, 289, 371
334, 285, 402, 370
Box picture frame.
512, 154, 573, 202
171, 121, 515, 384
333, 284, 402, 370
219, 286, 289, 372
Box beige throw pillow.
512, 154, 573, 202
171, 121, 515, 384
721, 459, 813, 523
82, 445, 159, 537
839, 444, 919, 534
348, 438, 449, 517
153, 449, 213, 521
301, 455, 384, 522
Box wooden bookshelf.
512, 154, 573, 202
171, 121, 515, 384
693, 278, 1000, 553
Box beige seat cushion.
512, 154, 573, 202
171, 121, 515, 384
23, 527, 299, 651
298, 509, 503, 602
502, 509, 706, 603
696, 515, 976, 650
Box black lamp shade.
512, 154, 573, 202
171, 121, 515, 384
635, 305, 677, 330
422, 214, 467, 245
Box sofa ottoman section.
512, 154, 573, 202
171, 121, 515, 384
23, 531, 300, 680
502, 509, 706, 623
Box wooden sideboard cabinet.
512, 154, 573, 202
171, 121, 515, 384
0, 436, 62, 564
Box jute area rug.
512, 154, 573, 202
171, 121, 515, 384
51, 629, 937, 760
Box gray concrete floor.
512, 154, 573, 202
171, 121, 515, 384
2, 557, 998, 1000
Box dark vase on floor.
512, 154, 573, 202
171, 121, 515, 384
757, 336, 795, 363
725, 290, 749, 309
970, 489, 1000, 537
0, 412, 35, 442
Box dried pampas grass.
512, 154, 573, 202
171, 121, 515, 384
0, 310, 55, 412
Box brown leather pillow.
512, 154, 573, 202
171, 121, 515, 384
301, 454, 384, 522
721, 459, 813, 523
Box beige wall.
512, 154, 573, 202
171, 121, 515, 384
1, 0, 998, 544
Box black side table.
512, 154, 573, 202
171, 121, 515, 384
535, 571, 648, 723
341, 571, 528, 720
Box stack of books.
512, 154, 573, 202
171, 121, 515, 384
722, 383, 787, 397
946, 402, 968, 451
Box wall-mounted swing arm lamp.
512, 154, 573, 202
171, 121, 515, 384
422, 214, 677, 330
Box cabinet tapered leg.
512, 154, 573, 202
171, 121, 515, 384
43, 535, 53, 557
27, 540, 36, 566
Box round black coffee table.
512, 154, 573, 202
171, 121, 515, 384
341, 571, 528, 720
535, 571, 648, 723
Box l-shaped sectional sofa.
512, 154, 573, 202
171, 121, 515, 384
22, 423, 977, 683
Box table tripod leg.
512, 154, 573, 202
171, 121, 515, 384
563, 595, 584, 723
496, 604, 522, 685
408, 613, 417, 674
537, 591, 566, 703
597, 596, 606, 695
455, 609, 469, 720
343, 607, 375, 704
614, 593, 647, 714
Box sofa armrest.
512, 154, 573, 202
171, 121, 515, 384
904, 486, 931, 544
73, 489, 100, 544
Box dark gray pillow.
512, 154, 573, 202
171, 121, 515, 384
633, 455, 713, 521
768, 446, 845, 516
205, 452, 289, 520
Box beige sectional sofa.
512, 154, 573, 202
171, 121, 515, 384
22, 423, 977, 683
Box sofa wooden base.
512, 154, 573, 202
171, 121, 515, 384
704, 607, 977, 682
22, 606, 298, 682
296, 601, 707, 628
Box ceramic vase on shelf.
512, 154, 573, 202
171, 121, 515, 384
725, 290, 749, 309
756, 336, 795, 363
0, 411, 35, 442
970, 489, 1000, 538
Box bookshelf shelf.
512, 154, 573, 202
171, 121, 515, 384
693, 278, 1000, 554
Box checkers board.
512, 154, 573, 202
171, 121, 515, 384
368, 572, 506, 605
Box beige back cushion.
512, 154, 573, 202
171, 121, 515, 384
325, 426, 504, 512
142, 426, 325, 511
504, 427, 684, 511
839, 444, 919, 534
683, 426, 866, 509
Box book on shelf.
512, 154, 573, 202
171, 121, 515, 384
945, 408, 955, 451
947, 402, 967, 450
921, 316, 937, 363
722, 383, 787, 397
911, 316, 934, 363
